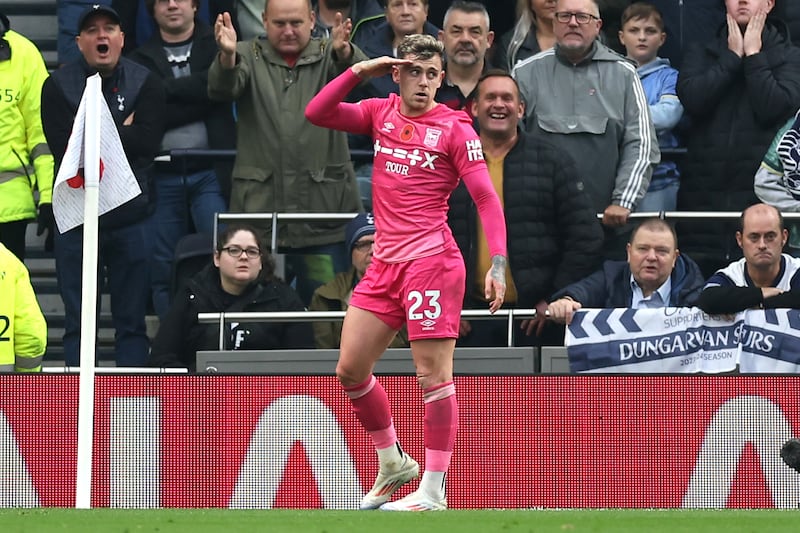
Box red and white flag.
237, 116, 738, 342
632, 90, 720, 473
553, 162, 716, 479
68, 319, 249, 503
52, 73, 141, 233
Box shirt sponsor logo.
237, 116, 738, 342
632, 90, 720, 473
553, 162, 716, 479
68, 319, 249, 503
374, 139, 438, 170
466, 139, 484, 162
423, 128, 442, 148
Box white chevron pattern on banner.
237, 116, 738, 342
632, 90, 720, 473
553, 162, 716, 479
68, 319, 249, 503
566, 307, 800, 373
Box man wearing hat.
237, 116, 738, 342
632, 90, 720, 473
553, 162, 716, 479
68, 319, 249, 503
310, 212, 409, 349
40, 4, 166, 367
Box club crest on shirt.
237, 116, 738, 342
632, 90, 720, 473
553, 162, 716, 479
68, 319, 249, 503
424, 128, 442, 148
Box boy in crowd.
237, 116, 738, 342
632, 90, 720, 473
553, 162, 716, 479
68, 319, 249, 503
619, 1, 683, 213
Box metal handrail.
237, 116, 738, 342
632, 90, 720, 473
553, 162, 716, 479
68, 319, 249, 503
198, 308, 540, 350
215, 212, 360, 253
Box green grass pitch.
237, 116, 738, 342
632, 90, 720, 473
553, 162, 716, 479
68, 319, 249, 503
3, 509, 800, 533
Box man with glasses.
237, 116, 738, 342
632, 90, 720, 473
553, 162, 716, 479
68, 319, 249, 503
149, 223, 313, 371
695, 203, 800, 315
512, 0, 659, 260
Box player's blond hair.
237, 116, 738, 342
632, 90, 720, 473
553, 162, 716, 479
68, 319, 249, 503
397, 34, 444, 62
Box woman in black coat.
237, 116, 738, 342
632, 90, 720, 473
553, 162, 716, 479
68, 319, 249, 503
149, 223, 313, 371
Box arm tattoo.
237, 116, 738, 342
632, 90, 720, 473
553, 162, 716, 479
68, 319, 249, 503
490, 255, 507, 287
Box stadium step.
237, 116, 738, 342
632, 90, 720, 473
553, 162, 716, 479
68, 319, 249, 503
0, 0, 58, 69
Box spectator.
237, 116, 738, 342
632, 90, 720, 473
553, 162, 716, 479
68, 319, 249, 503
754, 108, 800, 256
352, 0, 440, 100
435, 1, 494, 112
618, 2, 682, 213
491, 0, 557, 72
112, 0, 234, 55
548, 218, 705, 325
41, 5, 166, 367
0, 242, 47, 372
676, 0, 800, 279
208, 0, 366, 306
234, 0, 384, 42
149, 223, 313, 371
513, 0, 659, 259
57, 0, 112, 66
427, 0, 515, 40
449, 70, 603, 347
696, 203, 800, 315
0, 13, 54, 261
310, 212, 409, 349
129, 0, 234, 320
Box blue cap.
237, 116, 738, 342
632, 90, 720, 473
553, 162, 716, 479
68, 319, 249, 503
345, 212, 375, 252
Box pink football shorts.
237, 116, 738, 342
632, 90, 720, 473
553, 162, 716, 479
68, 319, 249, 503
350, 244, 466, 340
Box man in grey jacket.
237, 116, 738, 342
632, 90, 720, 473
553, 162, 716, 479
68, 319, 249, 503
209, 0, 366, 304
512, 0, 659, 259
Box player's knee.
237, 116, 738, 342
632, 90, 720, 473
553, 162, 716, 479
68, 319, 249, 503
336, 362, 365, 388
415, 371, 449, 391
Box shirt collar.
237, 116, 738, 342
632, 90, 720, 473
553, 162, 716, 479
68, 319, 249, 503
630, 274, 672, 308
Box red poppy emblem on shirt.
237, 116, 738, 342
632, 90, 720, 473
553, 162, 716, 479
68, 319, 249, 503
399, 124, 414, 142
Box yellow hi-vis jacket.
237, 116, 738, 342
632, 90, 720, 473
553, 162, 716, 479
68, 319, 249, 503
0, 29, 54, 224
0, 243, 46, 371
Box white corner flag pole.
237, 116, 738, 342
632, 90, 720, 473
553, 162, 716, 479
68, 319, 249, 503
75, 74, 102, 509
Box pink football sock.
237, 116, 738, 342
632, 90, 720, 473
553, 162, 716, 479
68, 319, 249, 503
423, 381, 458, 472
343, 375, 397, 449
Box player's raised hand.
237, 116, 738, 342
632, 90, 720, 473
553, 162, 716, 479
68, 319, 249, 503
331, 12, 353, 60
352, 56, 412, 79
484, 255, 507, 314
215, 12, 238, 58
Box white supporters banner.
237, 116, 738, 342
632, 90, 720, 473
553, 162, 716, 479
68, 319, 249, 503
566, 308, 800, 373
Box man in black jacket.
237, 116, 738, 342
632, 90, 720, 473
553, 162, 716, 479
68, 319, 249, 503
696, 203, 800, 315
41, 5, 166, 366
128, 0, 235, 319
448, 70, 603, 346
676, 0, 800, 278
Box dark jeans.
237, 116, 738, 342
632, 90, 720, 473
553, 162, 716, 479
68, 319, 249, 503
150, 168, 226, 318
54, 219, 152, 366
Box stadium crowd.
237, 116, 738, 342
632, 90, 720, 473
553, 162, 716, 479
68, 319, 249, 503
4, 0, 800, 371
